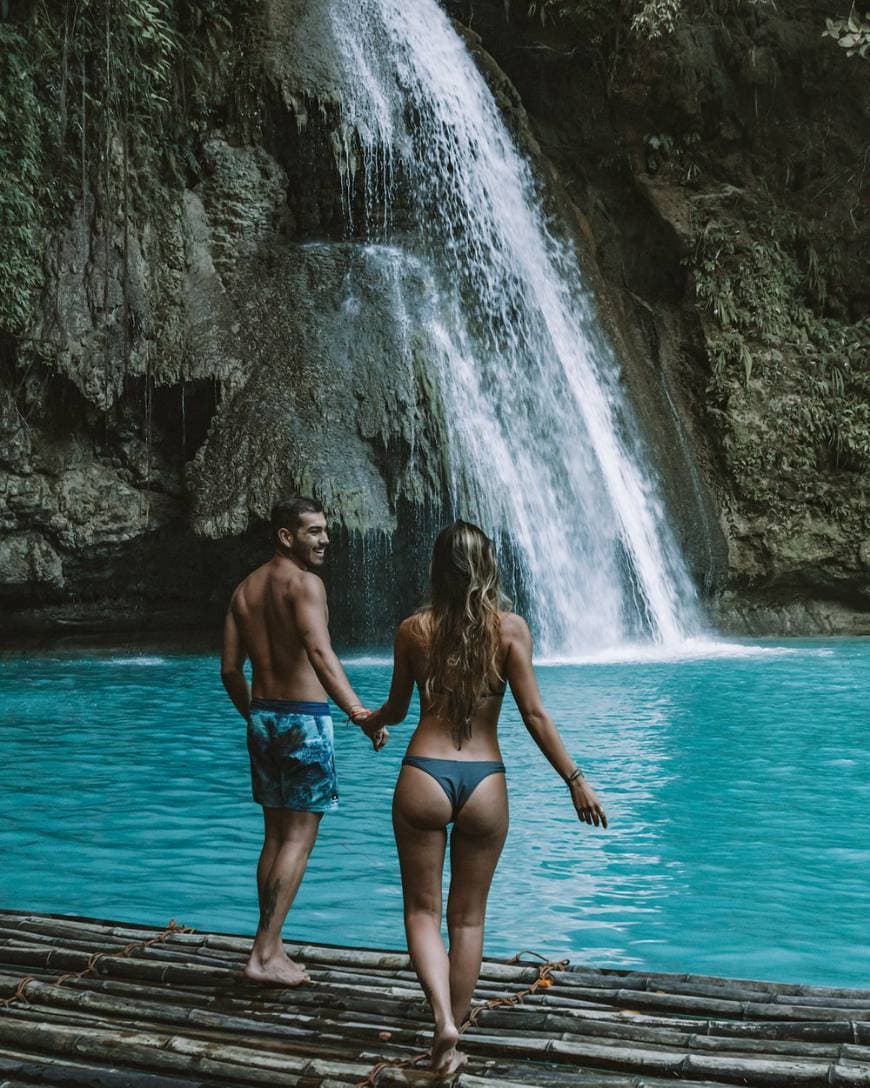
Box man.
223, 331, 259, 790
221, 496, 387, 986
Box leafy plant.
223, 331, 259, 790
631, 0, 682, 39
0, 0, 243, 340
689, 207, 870, 475
823, 8, 870, 58
0, 22, 46, 334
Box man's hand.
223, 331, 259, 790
350, 706, 389, 752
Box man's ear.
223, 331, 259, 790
277, 527, 294, 550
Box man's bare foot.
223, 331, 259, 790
431, 1023, 466, 1077
243, 951, 309, 987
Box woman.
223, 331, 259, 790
364, 521, 607, 1075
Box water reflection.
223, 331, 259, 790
506, 664, 683, 966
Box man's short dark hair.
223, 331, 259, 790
270, 496, 324, 542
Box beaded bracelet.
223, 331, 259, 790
566, 767, 584, 785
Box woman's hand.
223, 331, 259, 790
352, 705, 389, 751
569, 777, 607, 828
367, 721, 390, 751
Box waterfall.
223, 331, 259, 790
327, 0, 701, 654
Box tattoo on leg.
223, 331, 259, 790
258, 880, 280, 933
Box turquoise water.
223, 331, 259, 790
1, 639, 867, 987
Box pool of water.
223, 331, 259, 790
1, 638, 867, 987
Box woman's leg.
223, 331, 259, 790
393, 765, 464, 1073
447, 773, 509, 1026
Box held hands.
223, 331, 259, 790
349, 705, 389, 752
568, 775, 607, 828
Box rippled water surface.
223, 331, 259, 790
1, 640, 867, 986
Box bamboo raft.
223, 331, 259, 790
1, 912, 869, 1087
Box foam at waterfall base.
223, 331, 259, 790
344, 653, 394, 667
105, 656, 169, 667
345, 638, 833, 670
537, 637, 833, 666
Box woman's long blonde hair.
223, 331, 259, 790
420, 520, 507, 747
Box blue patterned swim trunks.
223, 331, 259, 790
247, 699, 338, 812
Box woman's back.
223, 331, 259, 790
401, 609, 521, 762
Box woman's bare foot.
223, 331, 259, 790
243, 951, 309, 987
431, 1022, 466, 1077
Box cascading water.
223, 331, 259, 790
328, 0, 701, 654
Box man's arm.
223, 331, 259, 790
221, 606, 251, 721
293, 573, 365, 719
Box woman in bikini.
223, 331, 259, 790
363, 520, 607, 1075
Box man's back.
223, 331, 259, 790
230, 557, 328, 702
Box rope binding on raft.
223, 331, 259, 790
1, 923, 567, 1084
0, 919, 195, 1008
355, 950, 570, 1087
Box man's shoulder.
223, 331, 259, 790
236, 559, 271, 587
229, 562, 267, 603
227, 577, 249, 612
283, 568, 325, 602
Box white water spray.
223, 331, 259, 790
329, 0, 701, 653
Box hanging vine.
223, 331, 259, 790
0, 0, 244, 341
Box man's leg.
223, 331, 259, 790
255, 806, 285, 913
244, 807, 322, 985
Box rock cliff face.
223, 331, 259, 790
1, 0, 867, 642
1, 0, 450, 643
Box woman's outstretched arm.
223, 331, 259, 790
504, 614, 607, 828
368, 619, 417, 727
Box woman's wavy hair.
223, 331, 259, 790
420, 520, 508, 747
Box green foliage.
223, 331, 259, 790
691, 220, 804, 381
527, 0, 771, 36
0, 0, 242, 339
526, 0, 613, 31
527, 0, 666, 34
690, 210, 870, 477
823, 8, 870, 58
0, 22, 46, 332
643, 130, 703, 183
631, 0, 682, 39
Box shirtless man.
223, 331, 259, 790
221, 496, 387, 986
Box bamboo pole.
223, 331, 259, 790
1, 911, 868, 1088
9, 981, 866, 1072
4, 912, 870, 1001
0, 1048, 207, 1088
